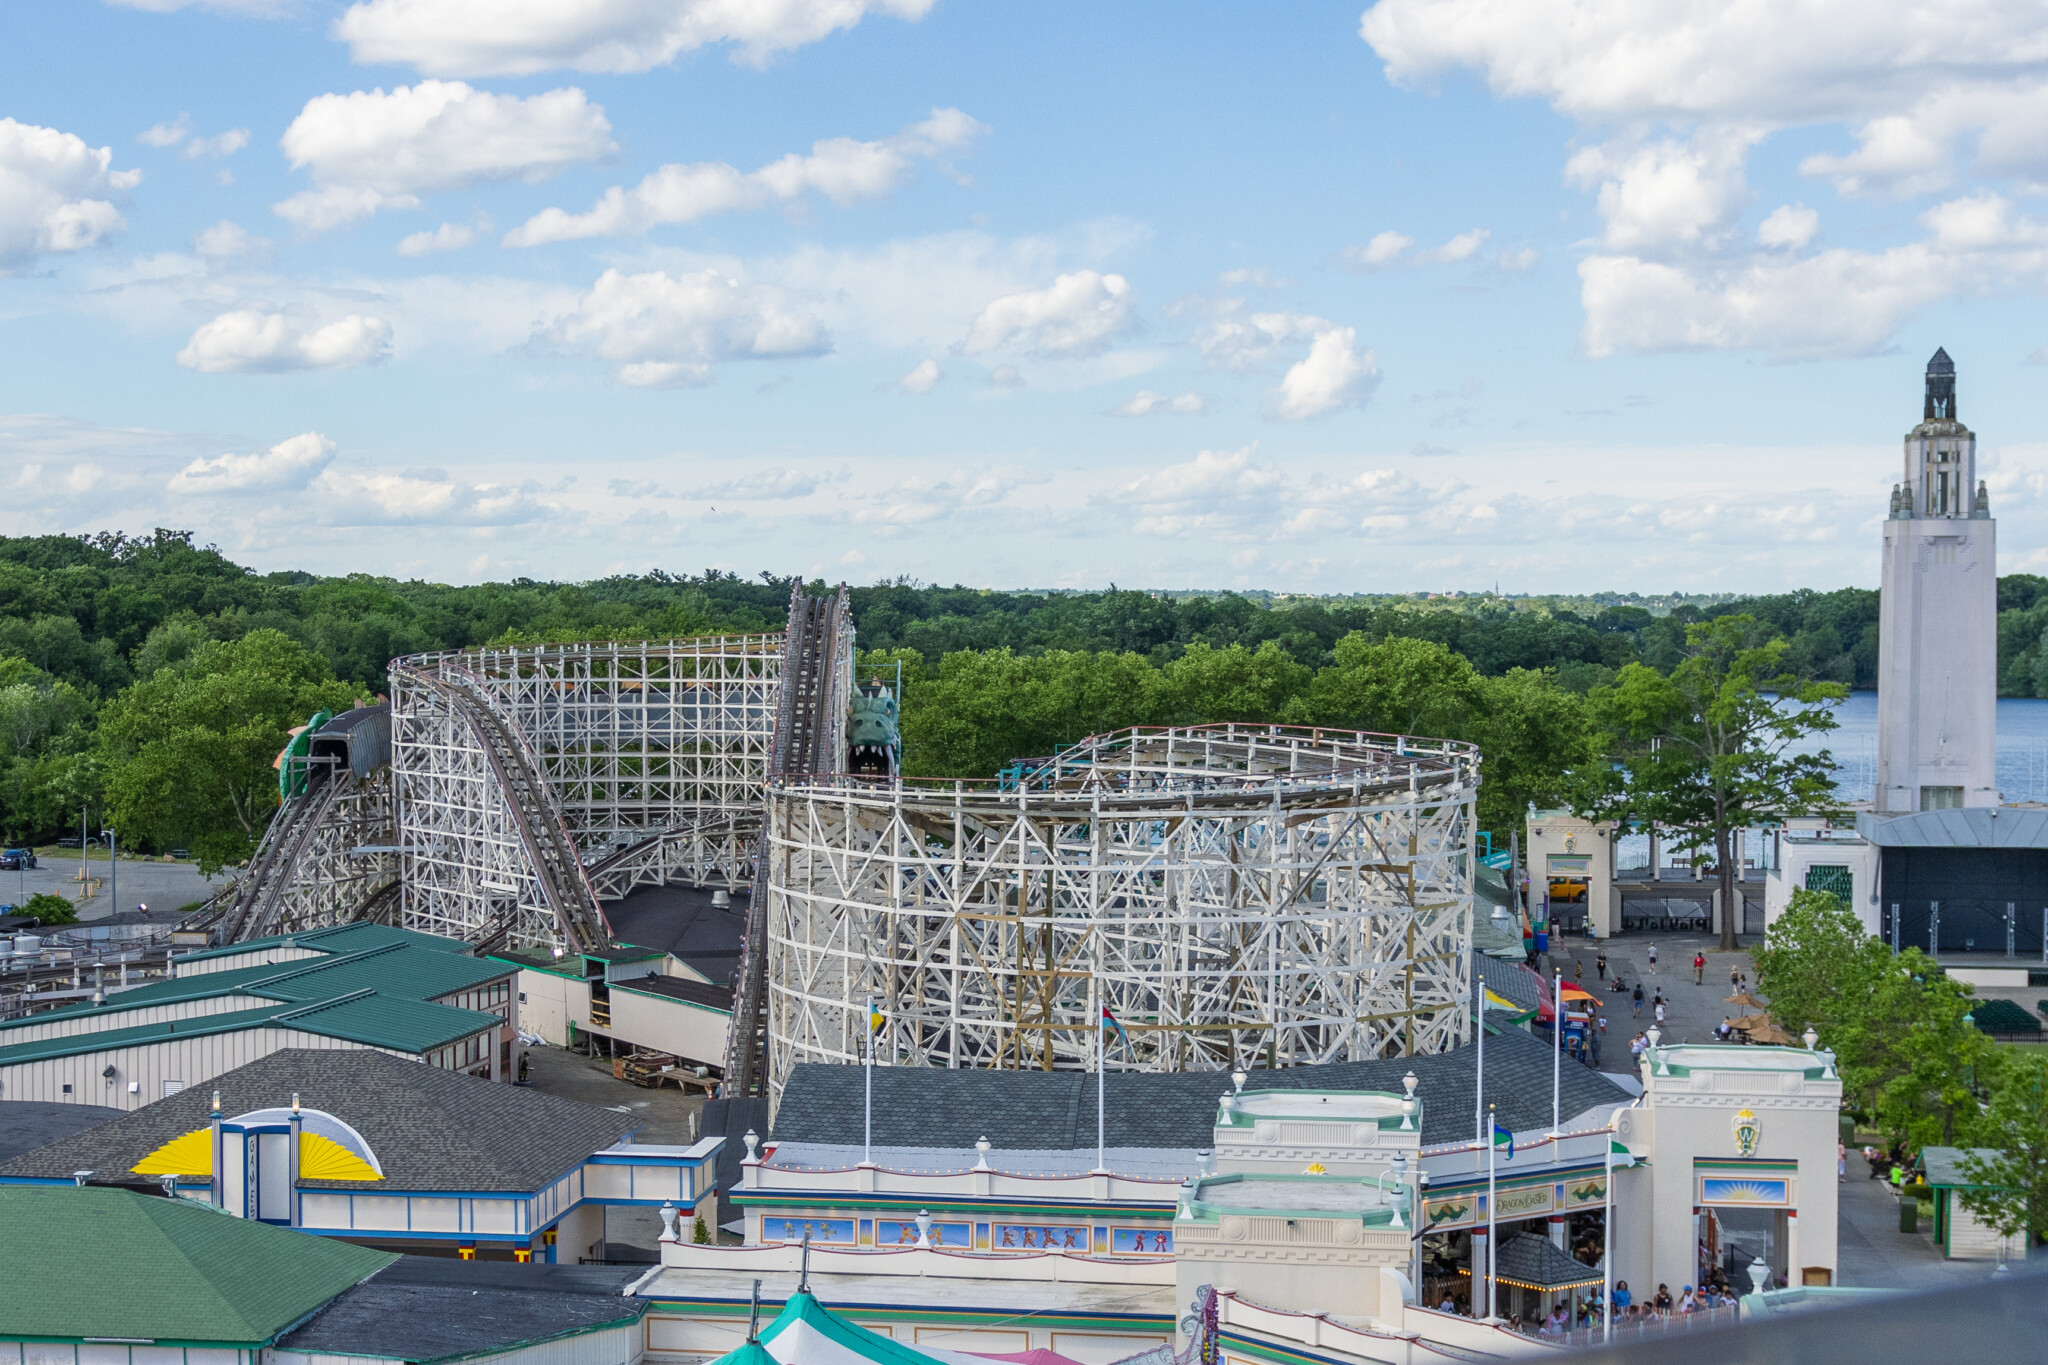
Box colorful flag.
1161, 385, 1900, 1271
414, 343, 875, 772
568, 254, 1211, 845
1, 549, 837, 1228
1492, 1121, 1514, 1160
1609, 1140, 1638, 1168
869, 1005, 884, 1034
1101, 1005, 1129, 1049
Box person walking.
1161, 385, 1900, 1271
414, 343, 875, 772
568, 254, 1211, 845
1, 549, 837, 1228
1596, 949, 1608, 981
1632, 983, 1644, 1017
1647, 943, 1658, 975
1574, 957, 1584, 983
1654, 999, 1667, 1028
1693, 951, 1706, 985
1730, 963, 1741, 991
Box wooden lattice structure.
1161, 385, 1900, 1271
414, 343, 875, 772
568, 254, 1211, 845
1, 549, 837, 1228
760, 725, 1478, 1108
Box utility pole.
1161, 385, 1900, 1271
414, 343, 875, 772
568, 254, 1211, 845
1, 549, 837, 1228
101, 829, 117, 918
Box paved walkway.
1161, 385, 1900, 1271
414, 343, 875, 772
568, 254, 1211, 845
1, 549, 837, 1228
1546, 932, 1760, 1058
1837, 1149, 2008, 1289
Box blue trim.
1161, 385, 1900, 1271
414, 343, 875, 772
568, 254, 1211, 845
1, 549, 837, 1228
587, 1153, 714, 1167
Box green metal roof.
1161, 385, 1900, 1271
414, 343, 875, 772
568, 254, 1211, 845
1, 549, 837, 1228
173, 922, 469, 964
0, 991, 500, 1067
2, 942, 512, 1036
0, 1185, 393, 1346
1919, 1146, 2010, 1190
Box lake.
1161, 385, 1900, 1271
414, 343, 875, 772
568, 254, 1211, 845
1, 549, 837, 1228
1788, 692, 2048, 804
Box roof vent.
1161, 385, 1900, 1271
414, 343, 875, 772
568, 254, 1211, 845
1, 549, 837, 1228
712, 890, 731, 909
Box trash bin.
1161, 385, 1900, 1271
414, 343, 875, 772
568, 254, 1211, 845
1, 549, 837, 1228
1899, 1197, 1918, 1234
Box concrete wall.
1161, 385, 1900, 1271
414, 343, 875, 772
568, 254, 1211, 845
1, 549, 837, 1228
516, 967, 589, 1048
1524, 814, 1617, 939
1766, 838, 1879, 935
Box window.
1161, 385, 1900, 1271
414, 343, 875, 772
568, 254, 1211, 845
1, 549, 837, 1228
1920, 785, 1964, 810
1805, 865, 1853, 899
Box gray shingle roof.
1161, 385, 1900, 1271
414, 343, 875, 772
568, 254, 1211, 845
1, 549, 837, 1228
771, 1028, 1631, 1150
0, 1049, 637, 1193
276, 1256, 646, 1363
1494, 1232, 1604, 1289
604, 883, 748, 984
0, 1100, 124, 1162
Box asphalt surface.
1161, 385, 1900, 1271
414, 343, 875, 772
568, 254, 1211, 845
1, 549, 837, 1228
1548, 933, 1762, 1057
2, 849, 222, 919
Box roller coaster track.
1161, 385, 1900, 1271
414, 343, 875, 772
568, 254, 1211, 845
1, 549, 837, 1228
388, 661, 611, 955
210, 766, 354, 943
724, 585, 852, 1097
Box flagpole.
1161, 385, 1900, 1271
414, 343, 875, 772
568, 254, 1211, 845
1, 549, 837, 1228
1486, 1103, 1498, 1321
1097, 996, 1107, 1175
1552, 969, 1562, 1141
1602, 1125, 1615, 1344
1474, 964, 1485, 1166
863, 993, 874, 1166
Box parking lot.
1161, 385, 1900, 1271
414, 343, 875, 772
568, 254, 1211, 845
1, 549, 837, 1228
1, 847, 223, 920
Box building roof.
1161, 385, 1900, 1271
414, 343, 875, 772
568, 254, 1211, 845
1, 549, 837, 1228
604, 882, 749, 983
174, 921, 470, 965
0, 1184, 394, 1346
1492, 1232, 1605, 1290
4, 941, 513, 1036
771, 1029, 1632, 1151
755, 1289, 943, 1365
0, 1048, 639, 1193
1476, 954, 1544, 1016
275, 1255, 647, 1363
1966, 999, 2040, 1034
761, 1141, 1196, 1180
0, 1099, 123, 1162
1918, 1146, 2009, 1190
0, 990, 500, 1067
614, 973, 735, 1012
1856, 808, 2048, 850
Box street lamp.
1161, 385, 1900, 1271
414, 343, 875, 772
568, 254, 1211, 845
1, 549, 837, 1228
100, 829, 117, 918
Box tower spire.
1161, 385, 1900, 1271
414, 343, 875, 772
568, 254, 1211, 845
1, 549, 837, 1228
1924, 347, 1956, 422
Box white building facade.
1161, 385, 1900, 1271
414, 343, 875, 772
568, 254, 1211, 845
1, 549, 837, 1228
1876, 348, 1999, 813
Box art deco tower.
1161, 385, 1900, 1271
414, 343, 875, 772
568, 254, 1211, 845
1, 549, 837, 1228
1875, 348, 1998, 811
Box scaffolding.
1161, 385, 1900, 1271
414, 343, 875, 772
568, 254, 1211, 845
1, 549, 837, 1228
388, 634, 790, 951
760, 724, 1479, 1107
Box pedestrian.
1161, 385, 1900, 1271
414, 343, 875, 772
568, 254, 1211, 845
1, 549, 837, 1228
1596, 949, 1608, 981
1693, 951, 1706, 984
1574, 958, 1584, 983
1654, 999, 1667, 1027
1631, 983, 1644, 1017
1838, 1141, 1847, 1182
1730, 964, 1741, 991
1612, 1281, 1632, 1313
1716, 1016, 1734, 1041
1647, 943, 1658, 974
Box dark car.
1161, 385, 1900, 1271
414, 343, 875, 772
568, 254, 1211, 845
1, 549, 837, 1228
0, 849, 34, 870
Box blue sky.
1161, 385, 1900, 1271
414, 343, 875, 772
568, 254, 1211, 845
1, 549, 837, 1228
3, 1, 2045, 592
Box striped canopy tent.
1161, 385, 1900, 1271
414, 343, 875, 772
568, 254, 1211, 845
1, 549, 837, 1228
715, 1291, 945, 1365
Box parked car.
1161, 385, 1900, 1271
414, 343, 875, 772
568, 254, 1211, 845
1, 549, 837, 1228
169, 848, 190, 859
56, 836, 82, 849
0, 849, 36, 870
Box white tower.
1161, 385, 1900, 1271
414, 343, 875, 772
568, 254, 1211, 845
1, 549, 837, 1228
1875, 348, 1998, 812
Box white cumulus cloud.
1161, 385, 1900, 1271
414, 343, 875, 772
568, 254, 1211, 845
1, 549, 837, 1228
1758, 204, 1820, 250
1192, 307, 1328, 373
169, 432, 337, 493
333, 0, 938, 77
1272, 327, 1378, 421
175, 310, 394, 373
1420, 228, 1490, 262
397, 221, 478, 256
193, 219, 267, 258
506, 108, 980, 246
1565, 132, 1757, 254
1340, 231, 1413, 270
1114, 390, 1206, 416
895, 358, 941, 394
539, 267, 830, 387
960, 271, 1135, 358
275, 81, 614, 232
0, 118, 139, 269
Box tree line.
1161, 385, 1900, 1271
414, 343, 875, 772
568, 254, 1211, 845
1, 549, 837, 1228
0, 527, 2036, 866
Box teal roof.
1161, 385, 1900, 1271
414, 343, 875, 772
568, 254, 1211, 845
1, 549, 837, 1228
174, 922, 468, 964
0, 991, 499, 1067
2, 942, 512, 1036
0, 1185, 393, 1346
756, 1291, 936, 1365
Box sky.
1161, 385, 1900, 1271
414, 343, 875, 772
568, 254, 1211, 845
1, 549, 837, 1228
2, 1, 2046, 594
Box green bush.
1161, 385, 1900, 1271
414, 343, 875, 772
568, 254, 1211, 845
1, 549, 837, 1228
692, 1216, 710, 1245
20, 892, 76, 925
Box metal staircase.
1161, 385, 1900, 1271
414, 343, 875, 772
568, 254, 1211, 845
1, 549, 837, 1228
388, 661, 611, 955
723, 585, 853, 1097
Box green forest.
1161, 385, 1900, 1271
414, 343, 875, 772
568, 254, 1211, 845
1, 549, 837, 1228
3, 528, 2044, 866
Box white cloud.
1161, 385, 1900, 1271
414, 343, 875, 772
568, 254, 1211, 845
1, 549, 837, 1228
333, 0, 937, 77
175, 310, 394, 373
138, 116, 190, 148
1272, 327, 1378, 421
193, 219, 268, 259
895, 358, 941, 394
1565, 132, 1757, 253
1114, 390, 1206, 416
185, 128, 250, 159
960, 271, 1135, 358
1104, 447, 1286, 536
1495, 247, 1538, 272
1218, 266, 1291, 288
310, 467, 546, 526
1340, 230, 1412, 270
0, 118, 138, 269
1758, 204, 1820, 250
539, 267, 830, 386
506, 108, 980, 246
1191, 307, 1327, 372
1420, 228, 1490, 262
397, 221, 477, 256
275, 81, 614, 232
169, 432, 337, 493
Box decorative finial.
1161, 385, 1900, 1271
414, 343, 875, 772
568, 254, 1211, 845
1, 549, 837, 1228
1801, 1027, 1818, 1052
973, 1136, 991, 1170
1231, 1070, 1246, 1094
743, 1129, 759, 1162
291, 1092, 300, 1115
